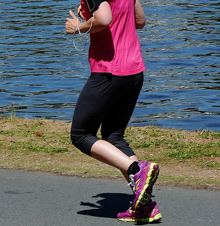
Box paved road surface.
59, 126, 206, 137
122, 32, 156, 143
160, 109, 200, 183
0, 169, 219, 226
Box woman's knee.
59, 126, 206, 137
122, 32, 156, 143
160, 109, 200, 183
70, 128, 84, 147
102, 131, 135, 156
70, 127, 99, 156
102, 130, 123, 145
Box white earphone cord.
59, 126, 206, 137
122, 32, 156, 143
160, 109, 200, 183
73, 16, 94, 51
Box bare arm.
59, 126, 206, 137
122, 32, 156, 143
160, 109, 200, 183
66, 2, 112, 34
135, 0, 145, 29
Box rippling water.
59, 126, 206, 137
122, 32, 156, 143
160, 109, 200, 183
0, 0, 220, 131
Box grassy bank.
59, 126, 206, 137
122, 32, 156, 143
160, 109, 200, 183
0, 116, 219, 191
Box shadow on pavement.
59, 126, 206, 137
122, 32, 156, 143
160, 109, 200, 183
77, 193, 133, 218
77, 193, 161, 225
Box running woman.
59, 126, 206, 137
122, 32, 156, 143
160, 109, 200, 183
65, 0, 162, 222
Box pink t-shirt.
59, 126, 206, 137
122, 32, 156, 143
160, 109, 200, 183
81, 0, 146, 76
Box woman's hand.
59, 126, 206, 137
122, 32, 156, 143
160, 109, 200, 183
66, 2, 112, 35
65, 10, 80, 34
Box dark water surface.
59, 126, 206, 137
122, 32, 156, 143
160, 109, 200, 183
0, 0, 220, 131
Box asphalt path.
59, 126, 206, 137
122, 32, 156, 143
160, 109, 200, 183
0, 169, 219, 226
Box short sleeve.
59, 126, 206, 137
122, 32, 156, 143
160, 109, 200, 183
86, 0, 106, 13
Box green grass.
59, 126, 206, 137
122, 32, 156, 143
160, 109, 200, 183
167, 145, 220, 160
0, 116, 219, 190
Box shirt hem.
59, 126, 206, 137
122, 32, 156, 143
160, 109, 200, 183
90, 66, 146, 76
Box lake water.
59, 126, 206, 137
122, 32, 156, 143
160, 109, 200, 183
0, 0, 220, 131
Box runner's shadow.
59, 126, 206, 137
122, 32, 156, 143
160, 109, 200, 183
77, 193, 133, 218
77, 193, 161, 225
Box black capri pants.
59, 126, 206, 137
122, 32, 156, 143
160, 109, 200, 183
70, 72, 144, 156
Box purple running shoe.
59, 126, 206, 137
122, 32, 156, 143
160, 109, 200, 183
117, 201, 162, 222
129, 161, 160, 209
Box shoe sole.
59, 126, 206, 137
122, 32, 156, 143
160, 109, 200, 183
118, 212, 162, 222
134, 163, 160, 208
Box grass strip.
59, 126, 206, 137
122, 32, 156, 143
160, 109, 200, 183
0, 116, 219, 191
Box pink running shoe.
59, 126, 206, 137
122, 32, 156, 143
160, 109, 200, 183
129, 161, 160, 209
117, 201, 162, 222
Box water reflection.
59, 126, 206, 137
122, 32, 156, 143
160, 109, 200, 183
0, 0, 219, 131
